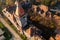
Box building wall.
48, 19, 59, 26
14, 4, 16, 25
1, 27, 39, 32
20, 14, 27, 27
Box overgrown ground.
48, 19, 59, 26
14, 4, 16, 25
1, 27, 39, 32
0, 22, 12, 40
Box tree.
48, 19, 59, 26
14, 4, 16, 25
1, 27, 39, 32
41, 0, 57, 6
41, 0, 51, 6
30, 0, 41, 5
50, 0, 57, 8
5, 0, 15, 5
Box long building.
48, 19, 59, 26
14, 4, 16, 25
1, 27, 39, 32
2, 0, 27, 34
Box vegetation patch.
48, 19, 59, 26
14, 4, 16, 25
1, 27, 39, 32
0, 22, 12, 40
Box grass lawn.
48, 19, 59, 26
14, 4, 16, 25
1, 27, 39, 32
0, 22, 12, 40
0, 22, 4, 28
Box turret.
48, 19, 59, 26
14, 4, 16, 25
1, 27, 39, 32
14, 0, 22, 28
15, 0, 19, 16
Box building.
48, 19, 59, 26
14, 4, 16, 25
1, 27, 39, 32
2, 0, 27, 34
14, 0, 28, 28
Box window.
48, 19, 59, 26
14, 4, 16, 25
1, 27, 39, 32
8, 15, 10, 17
3, 11, 6, 13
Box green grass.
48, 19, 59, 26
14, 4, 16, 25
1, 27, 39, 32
20, 34, 27, 40
0, 22, 12, 40
0, 22, 4, 28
